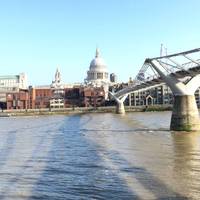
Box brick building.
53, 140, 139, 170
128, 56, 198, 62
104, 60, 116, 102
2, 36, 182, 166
64, 87, 81, 107
29, 86, 52, 109
0, 73, 28, 109
80, 86, 105, 107
6, 89, 29, 110
6, 85, 106, 110
64, 86, 106, 108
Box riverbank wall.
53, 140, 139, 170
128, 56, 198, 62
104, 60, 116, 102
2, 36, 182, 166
0, 105, 173, 117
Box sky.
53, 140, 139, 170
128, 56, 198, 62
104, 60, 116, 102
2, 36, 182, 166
0, 0, 200, 85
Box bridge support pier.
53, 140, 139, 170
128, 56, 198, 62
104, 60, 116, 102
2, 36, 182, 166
170, 95, 200, 131
109, 92, 127, 114
116, 101, 125, 114
146, 59, 200, 131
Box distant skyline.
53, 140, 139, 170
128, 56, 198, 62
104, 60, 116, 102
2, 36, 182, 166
0, 0, 200, 85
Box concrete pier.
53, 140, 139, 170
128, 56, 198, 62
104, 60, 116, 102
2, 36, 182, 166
116, 102, 125, 114
109, 92, 127, 114
145, 59, 200, 131
170, 95, 200, 131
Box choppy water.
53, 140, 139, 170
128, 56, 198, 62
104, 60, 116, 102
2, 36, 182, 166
0, 111, 200, 199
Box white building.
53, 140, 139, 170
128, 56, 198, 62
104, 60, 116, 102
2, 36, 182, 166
127, 82, 200, 108
50, 68, 65, 108
0, 73, 28, 103
0, 73, 27, 91
85, 48, 110, 99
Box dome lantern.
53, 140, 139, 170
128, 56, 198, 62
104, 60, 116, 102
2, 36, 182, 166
95, 48, 100, 58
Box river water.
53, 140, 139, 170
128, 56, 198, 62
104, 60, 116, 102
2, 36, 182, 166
0, 111, 200, 199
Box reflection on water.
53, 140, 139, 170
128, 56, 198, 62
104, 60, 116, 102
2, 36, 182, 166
171, 132, 200, 198
0, 112, 199, 199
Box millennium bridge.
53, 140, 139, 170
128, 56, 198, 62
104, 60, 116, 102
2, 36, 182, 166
110, 48, 200, 131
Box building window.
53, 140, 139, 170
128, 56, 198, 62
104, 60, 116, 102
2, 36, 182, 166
88, 72, 95, 79
105, 73, 108, 79
97, 73, 103, 79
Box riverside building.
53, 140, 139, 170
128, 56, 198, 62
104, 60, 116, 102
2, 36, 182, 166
28, 68, 65, 109
50, 68, 65, 109
0, 73, 27, 90
126, 83, 200, 107
28, 85, 52, 109
0, 73, 27, 109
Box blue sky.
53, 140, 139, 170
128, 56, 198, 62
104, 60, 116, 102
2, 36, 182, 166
0, 0, 200, 85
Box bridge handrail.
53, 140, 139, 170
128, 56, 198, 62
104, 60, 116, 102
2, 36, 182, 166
150, 48, 200, 60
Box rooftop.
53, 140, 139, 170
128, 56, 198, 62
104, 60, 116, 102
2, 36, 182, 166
0, 75, 19, 80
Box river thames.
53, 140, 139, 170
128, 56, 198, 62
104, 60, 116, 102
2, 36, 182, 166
0, 112, 200, 199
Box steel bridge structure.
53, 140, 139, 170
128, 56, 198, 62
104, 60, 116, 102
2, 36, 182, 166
110, 48, 200, 131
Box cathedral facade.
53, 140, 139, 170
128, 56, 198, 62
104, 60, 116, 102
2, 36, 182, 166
85, 48, 110, 99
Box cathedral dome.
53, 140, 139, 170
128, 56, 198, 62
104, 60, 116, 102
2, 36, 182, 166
86, 48, 109, 88
89, 48, 108, 72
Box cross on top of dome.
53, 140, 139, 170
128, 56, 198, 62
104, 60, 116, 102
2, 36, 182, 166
95, 48, 100, 58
